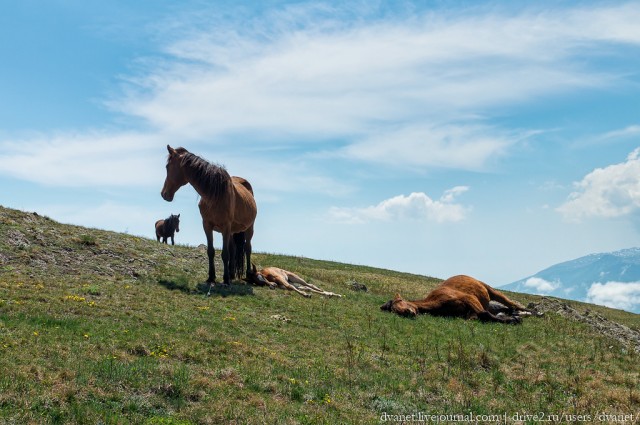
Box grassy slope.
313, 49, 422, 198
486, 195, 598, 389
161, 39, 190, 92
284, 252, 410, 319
0, 206, 639, 424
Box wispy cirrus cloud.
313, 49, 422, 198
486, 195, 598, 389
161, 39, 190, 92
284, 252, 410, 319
328, 186, 470, 224
0, 131, 164, 187
109, 2, 640, 170
3, 2, 640, 189
340, 124, 520, 170
599, 125, 640, 141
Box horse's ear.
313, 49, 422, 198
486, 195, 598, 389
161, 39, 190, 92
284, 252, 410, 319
251, 263, 257, 273
393, 293, 403, 301
167, 145, 176, 155
177, 214, 180, 218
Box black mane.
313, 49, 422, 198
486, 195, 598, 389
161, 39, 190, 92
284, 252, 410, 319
165, 214, 179, 230
176, 149, 231, 198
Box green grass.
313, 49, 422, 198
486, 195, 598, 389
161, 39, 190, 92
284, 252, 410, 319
0, 205, 639, 424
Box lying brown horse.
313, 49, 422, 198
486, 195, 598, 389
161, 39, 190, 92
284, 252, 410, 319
381, 275, 530, 324
155, 214, 180, 245
245, 264, 342, 298
161, 146, 257, 293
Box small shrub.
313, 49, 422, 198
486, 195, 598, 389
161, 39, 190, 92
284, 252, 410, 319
76, 234, 98, 246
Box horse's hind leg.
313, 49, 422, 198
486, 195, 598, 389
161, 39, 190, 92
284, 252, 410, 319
286, 272, 318, 290
244, 225, 254, 277
466, 297, 520, 324
485, 284, 527, 312
286, 272, 342, 297
275, 276, 311, 298
220, 232, 232, 285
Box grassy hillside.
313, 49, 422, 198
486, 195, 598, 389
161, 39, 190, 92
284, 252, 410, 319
1, 205, 639, 424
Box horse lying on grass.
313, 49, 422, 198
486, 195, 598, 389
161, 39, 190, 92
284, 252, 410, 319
381, 275, 535, 324
245, 265, 342, 298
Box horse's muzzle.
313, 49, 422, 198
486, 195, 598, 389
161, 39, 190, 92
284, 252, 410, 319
161, 191, 174, 202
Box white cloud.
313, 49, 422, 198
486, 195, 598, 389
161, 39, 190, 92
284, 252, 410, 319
586, 281, 640, 312
524, 277, 560, 293
599, 125, 640, 141
3, 2, 640, 188
557, 148, 640, 221
328, 187, 469, 224
0, 131, 166, 187
112, 2, 640, 170
341, 124, 516, 170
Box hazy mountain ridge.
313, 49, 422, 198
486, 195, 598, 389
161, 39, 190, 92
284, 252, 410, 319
503, 248, 640, 313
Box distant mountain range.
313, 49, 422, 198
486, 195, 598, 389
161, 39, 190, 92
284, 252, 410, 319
501, 248, 640, 313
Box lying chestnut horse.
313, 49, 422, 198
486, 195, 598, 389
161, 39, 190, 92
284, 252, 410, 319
245, 264, 342, 298
381, 275, 530, 324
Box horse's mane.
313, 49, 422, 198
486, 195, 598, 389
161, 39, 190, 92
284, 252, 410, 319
165, 214, 178, 228
175, 148, 231, 198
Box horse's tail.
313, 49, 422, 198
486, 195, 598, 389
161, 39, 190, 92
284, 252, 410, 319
155, 220, 164, 239
231, 232, 246, 279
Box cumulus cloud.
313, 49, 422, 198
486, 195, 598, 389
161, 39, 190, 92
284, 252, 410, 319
557, 148, 640, 221
328, 186, 469, 224
523, 277, 560, 294
586, 281, 640, 312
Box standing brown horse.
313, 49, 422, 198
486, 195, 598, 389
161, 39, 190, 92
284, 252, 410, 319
161, 145, 257, 293
155, 213, 180, 245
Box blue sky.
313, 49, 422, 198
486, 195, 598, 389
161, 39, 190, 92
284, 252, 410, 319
2, 0, 640, 287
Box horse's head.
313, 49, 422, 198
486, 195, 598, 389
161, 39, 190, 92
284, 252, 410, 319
244, 263, 270, 286
161, 145, 188, 202
380, 294, 418, 318
170, 214, 180, 232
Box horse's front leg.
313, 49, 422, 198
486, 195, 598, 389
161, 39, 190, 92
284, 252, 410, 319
203, 223, 216, 294
221, 232, 232, 285
171, 234, 175, 245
